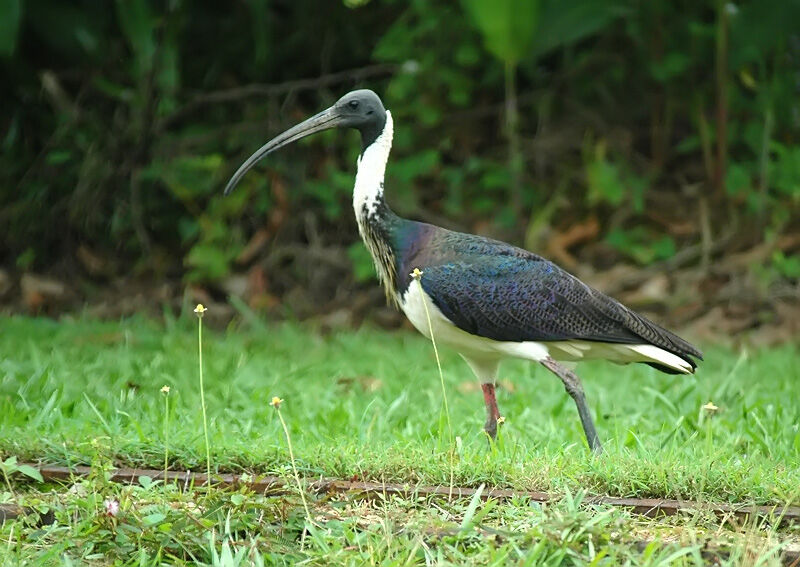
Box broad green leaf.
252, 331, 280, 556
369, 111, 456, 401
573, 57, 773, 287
115, 0, 156, 78
142, 512, 166, 526
529, 0, 626, 58
462, 0, 540, 65
15, 464, 44, 483
730, 0, 800, 67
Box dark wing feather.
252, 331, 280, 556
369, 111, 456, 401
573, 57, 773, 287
401, 228, 702, 368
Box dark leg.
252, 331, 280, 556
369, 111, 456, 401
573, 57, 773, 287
481, 383, 502, 440
540, 357, 603, 453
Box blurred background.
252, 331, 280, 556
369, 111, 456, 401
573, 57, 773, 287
1, 0, 798, 342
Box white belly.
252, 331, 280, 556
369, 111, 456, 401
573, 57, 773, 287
399, 281, 550, 363
399, 281, 694, 374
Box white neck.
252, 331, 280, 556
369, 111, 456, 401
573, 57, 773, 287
353, 110, 393, 219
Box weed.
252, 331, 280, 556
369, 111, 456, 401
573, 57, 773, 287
162, 385, 171, 492
411, 267, 457, 501
271, 396, 313, 529
410, 268, 452, 445
194, 304, 212, 485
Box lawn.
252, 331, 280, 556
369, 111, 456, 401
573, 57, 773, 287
1, 314, 799, 564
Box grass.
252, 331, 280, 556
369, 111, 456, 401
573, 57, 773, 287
1, 314, 799, 564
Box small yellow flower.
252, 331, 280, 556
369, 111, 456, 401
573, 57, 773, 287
410, 267, 423, 279
497, 416, 506, 426
194, 303, 207, 316
702, 401, 719, 413
270, 396, 284, 409
160, 385, 170, 394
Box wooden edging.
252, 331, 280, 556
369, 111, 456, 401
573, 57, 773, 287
1, 464, 798, 529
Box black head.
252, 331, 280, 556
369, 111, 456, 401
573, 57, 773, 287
224, 89, 387, 195
332, 89, 387, 147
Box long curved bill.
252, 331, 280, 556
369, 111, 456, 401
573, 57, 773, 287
224, 106, 342, 195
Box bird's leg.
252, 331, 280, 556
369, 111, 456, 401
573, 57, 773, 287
460, 356, 502, 442
481, 383, 502, 440
540, 356, 603, 453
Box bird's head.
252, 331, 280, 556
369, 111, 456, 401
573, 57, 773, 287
224, 89, 386, 195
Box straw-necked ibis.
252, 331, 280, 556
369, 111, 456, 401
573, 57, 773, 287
224, 89, 703, 453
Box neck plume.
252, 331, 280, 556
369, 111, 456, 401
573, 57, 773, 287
353, 111, 399, 305
353, 111, 393, 219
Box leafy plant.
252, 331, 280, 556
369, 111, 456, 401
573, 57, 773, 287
347, 242, 376, 283
1, 0, 798, 296
461, 0, 538, 215
584, 139, 649, 213
606, 227, 676, 266
1, 455, 43, 495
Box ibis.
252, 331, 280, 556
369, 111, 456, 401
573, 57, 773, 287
224, 89, 703, 453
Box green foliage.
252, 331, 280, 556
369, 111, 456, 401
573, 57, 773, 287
585, 140, 649, 213
527, 0, 626, 58
462, 0, 625, 64
1, 0, 798, 285
347, 242, 376, 282
116, 0, 157, 80
606, 227, 676, 266
771, 251, 800, 280
462, 0, 540, 66
772, 143, 800, 198
0, 455, 43, 484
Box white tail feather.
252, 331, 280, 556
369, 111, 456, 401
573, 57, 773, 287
626, 344, 694, 374
537, 340, 694, 374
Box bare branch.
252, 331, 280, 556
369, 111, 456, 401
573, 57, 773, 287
159, 63, 398, 130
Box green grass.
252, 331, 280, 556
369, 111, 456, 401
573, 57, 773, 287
1, 315, 798, 502
4, 476, 796, 566
1, 314, 799, 565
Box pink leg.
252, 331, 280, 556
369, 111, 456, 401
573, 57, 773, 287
481, 383, 502, 440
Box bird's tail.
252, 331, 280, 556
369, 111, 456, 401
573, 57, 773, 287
626, 344, 696, 374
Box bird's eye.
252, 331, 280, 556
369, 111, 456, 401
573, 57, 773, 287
348, 100, 359, 110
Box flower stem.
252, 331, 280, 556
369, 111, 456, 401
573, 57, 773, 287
276, 407, 312, 525
414, 276, 452, 444
412, 269, 455, 499
163, 392, 169, 491
197, 314, 211, 484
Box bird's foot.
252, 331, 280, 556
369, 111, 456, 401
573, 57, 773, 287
540, 356, 603, 454
483, 415, 506, 443
484, 418, 497, 441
